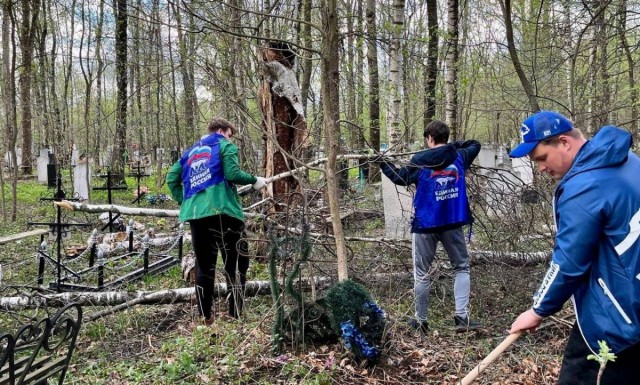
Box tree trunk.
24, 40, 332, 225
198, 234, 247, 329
4, 0, 19, 220
1, 0, 16, 220
501, 0, 540, 114
78, 1, 93, 201
424, 0, 438, 129
229, 0, 247, 131
94, 0, 105, 162
345, 0, 357, 149
366, 0, 380, 182
388, 0, 405, 150
18, 0, 40, 175
174, 0, 196, 147
444, 0, 460, 139
113, 0, 128, 182
258, 44, 309, 204
299, 0, 312, 115
321, 0, 348, 282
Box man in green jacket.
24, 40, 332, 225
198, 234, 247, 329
167, 118, 267, 324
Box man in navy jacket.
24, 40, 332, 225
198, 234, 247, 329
380, 120, 482, 333
509, 111, 640, 384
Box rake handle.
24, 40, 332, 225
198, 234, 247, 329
459, 331, 522, 385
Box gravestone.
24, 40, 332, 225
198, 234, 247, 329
511, 157, 534, 185
73, 157, 92, 201
477, 144, 502, 171
37, 148, 50, 183
3, 148, 22, 169
381, 174, 413, 240
71, 145, 79, 166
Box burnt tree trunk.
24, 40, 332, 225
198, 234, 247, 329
258, 43, 309, 206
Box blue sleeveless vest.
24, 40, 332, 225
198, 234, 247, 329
179, 133, 226, 200
412, 154, 470, 230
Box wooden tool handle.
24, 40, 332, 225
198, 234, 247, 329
459, 332, 522, 385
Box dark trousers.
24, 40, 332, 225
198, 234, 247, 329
189, 214, 250, 319
557, 324, 640, 385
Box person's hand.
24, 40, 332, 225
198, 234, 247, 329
252, 176, 267, 190
510, 308, 544, 334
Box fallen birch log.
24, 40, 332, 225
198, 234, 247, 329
0, 280, 305, 311
0, 272, 411, 311
470, 249, 551, 265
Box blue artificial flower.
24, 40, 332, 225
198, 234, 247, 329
340, 319, 380, 360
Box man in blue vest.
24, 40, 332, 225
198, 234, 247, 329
509, 111, 640, 384
379, 120, 482, 333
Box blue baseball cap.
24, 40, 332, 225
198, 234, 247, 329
509, 111, 574, 158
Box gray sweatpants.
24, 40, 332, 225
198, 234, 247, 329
412, 227, 471, 322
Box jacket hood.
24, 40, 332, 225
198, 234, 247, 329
410, 144, 458, 170
562, 126, 632, 183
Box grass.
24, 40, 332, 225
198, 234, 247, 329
1, 175, 569, 384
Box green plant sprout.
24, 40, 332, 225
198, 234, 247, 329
587, 340, 617, 385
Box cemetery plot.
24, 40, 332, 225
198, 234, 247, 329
42, 223, 184, 292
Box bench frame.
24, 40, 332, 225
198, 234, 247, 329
0, 303, 82, 385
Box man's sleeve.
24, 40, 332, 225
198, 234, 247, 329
379, 161, 418, 186
531, 189, 602, 317
220, 142, 257, 185
454, 140, 481, 168
166, 161, 184, 204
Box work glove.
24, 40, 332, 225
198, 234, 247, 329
252, 176, 267, 190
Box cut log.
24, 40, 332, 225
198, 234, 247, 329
0, 229, 48, 245
470, 249, 551, 265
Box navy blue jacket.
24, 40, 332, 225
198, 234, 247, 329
380, 140, 481, 233
532, 126, 640, 354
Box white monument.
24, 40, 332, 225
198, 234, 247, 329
73, 157, 92, 201
37, 148, 50, 183
381, 174, 413, 240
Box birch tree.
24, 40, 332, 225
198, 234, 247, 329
444, 0, 460, 139
388, 0, 405, 150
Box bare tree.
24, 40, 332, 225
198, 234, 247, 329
174, 0, 197, 146
500, 0, 540, 114
18, 0, 40, 174
424, 0, 438, 128
113, 0, 128, 181
444, 0, 460, 138
388, 0, 405, 149
366, 0, 380, 182
321, 0, 348, 281
1, 0, 17, 219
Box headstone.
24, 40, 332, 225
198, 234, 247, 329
71, 145, 79, 166
3, 148, 22, 169
47, 164, 57, 188
73, 157, 92, 201
511, 157, 534, 186
477, 144, 498, 171
381, 174, 413, 240
37, 148, 50, 183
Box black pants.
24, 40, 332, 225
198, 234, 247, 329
557, 324, 640, 385
189, 214, 249, 319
